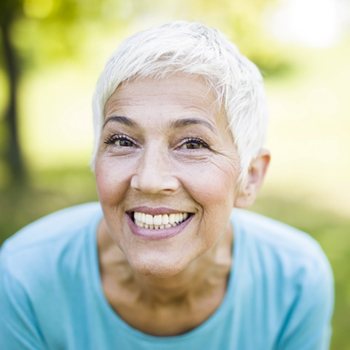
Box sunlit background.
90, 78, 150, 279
1, 0, 350, 348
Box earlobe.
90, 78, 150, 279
235, 149, 270, 208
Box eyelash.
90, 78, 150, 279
178, 137, 210, 150
104, 134, 136, 147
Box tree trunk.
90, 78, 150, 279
1, 21, 27, 184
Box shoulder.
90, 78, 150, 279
233, 209, 330, 271
232, 210, 334, 348
2, 202, 101, 250
232, 209, 333, 302
1, 202, 102, 283
0, 203, 102, 348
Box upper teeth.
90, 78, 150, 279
133, 212, 189, 230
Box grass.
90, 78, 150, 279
0, 167, 97, 241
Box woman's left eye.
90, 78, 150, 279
179, 138, 209, 150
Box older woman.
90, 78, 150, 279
1, 22, 333, 349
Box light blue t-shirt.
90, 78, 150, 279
0, 203, 333, 349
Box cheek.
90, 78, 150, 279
95, 158, 133, 204
188, 162, 237, 246
179, 159, 239, 207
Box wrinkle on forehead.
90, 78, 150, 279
104, 73, 220, 116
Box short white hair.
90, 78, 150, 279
91, 21, 268, 183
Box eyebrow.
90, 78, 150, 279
170, 118, 216, 133
103, 115, 137, 128
103, 115, 216, 133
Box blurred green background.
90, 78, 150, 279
1, 0, 349, 348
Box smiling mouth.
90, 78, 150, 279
129, 211, 192, 230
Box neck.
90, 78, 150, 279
136, 240, 232, 305
98, 220, 233, 307
98, 221, 233, 335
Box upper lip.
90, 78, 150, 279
127, 206, 193, 215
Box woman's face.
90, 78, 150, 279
95, 73, 244, 277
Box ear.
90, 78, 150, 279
234, 149, 270, 208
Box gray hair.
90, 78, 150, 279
91, 21, 268, 183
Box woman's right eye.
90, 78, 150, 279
104, 135, 136, 148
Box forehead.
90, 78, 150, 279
103, 75, 233, 138
104, 74, 223, 120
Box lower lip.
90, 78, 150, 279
126, 214, 193, 240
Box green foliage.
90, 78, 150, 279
1, 0, 291, 75
9, 0, 125, 69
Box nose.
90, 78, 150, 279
130, 145, 180, 194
